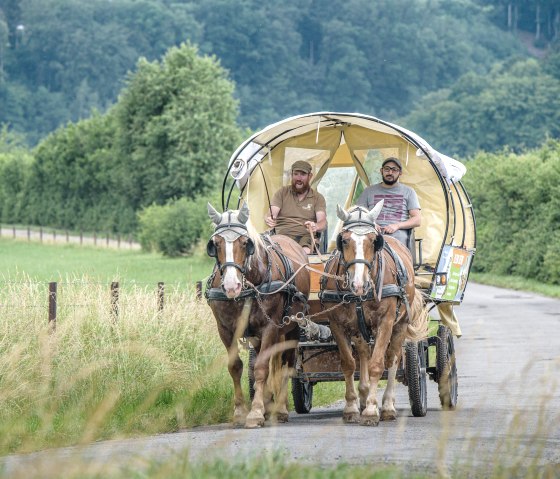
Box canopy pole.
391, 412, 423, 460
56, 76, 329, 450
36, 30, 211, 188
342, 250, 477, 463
316, 117, 321, 144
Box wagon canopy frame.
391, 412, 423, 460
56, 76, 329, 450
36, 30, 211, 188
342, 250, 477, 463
220, 112, 476, 303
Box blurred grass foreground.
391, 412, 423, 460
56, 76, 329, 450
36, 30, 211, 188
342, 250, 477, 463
0, 279, 232, 454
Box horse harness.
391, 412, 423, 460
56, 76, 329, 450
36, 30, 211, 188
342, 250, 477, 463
320, 214, 412, 344
206, 226, 307, 336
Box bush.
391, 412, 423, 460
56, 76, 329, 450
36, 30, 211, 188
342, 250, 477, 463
138, 196, 215, 257
463, 140, 560, 282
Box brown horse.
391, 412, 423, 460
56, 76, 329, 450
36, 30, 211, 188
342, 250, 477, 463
320, 203, 427, 426
205, 202, 310, 428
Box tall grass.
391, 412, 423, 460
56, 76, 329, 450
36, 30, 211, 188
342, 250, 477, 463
0, 279, 232, 454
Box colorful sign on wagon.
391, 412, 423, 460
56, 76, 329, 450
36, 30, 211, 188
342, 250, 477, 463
430, 245, 473, 302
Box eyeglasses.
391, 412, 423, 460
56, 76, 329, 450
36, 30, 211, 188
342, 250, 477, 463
382, 166, 401, 173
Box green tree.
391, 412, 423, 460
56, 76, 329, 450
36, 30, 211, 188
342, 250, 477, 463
113, 42, 241, 211
403, 59, 560, 158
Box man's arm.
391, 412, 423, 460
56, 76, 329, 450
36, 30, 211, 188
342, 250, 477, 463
382, 208, 421, 234
304, 210, 327, 234
265, 205, 281, 228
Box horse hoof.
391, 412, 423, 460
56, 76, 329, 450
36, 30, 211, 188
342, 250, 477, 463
245, 411, 265, 429
273, 412, 289, 423
343, 412, 360, 423
360, 416, 380, 426
380, 409, 397, 421
233, 410, 248, 427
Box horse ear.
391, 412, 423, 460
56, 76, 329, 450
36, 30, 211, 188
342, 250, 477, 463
207, 203, 222, 225
374, 233, 384, 252
368, 199, 384, 222
336, 204, 350, 222
206, 239, 217, 257
336, 233, 343, 252
237, 202, 250, 224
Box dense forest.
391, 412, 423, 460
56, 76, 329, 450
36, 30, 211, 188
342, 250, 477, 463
1, 0, 560, 281
2, 0, 558, 144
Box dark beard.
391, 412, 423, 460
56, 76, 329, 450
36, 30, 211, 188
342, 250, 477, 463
382, 177, 397, 186
292, 183, 309, 194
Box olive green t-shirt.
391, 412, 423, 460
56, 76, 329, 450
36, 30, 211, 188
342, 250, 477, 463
271, 185, 326, 238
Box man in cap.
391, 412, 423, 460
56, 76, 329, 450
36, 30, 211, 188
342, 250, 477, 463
356, 156, 462, 337
355, 157, 421, 246
265, 160, 327, 254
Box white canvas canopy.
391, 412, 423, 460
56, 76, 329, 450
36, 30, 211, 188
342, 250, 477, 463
224, 112, 475, 271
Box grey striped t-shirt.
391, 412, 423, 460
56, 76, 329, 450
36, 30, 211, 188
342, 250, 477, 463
355, 183, 420, 245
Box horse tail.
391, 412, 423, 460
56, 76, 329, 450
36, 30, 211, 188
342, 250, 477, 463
267, 348, 284, 398
405, 288, 429, 342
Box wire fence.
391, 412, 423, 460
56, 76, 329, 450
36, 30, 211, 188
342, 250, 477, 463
0, 224, 140, 250
0, 280, 204, 329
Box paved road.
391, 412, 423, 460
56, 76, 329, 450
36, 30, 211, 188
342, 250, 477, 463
2, 283, 559, 477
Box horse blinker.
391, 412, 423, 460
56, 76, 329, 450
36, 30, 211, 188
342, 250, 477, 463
206, 239, 217, 257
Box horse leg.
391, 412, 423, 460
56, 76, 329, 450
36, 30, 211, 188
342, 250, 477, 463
245, 329, 280, 428
361, 314, 394, 426
330, 320, 360, 423
223, 336, 248, 426
381, 326, 407, 421
269, 328, 298, 423
354, 338, 370, 413
380, 356, 398, 421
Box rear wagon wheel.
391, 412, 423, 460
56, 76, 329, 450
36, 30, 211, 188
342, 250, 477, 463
437, 325, 458, 409
248, 346, 256, 400
291, 378, 313, 414
405, 340, 428, 417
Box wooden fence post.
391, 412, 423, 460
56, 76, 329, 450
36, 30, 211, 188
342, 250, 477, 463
27, 227, 30, 241
48, 282, 57, 330
12, 226, 15, 238
40, 227, 43, 242
111, 281, 119, 319
157, 282, 164, 312
196, 281, 202, 300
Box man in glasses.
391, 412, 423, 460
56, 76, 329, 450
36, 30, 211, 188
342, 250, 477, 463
356, 156, 462, 337
355, 157, 421, 246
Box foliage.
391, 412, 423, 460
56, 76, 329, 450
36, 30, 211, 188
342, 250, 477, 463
192, 0, 524, 128
113, 42, 241, 210
463, 140, 560, 284
11, 42, 241, 235
138, 196, 215, 257
403, 58, 560, 157
1, 0, 525, 142
0, 125, 32, 222
0, 0, 202, 144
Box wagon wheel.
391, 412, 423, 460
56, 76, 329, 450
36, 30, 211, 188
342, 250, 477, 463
248, 346, 256, 400
291, 378, 313, 414
405, 340, 428, 417
436, 325, 458, 409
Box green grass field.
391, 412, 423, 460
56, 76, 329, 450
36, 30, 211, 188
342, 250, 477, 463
0, 237, 345, 458
0, 238, 214, 286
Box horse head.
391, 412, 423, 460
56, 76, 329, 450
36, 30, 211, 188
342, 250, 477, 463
207, 202, 258, 298
336, 201, 384, 296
